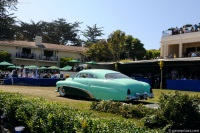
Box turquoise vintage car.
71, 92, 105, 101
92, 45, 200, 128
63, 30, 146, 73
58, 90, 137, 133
55, 69, 154, 101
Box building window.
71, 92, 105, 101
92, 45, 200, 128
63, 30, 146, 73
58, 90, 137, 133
44, 50, 53, 57
186, 47, 195, 53
197, 47, 200, 52
22, 48, 31, 54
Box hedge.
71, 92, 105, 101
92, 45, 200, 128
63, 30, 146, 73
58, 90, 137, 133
91, 100, 156, 119
0, 91, 161, 133
91, 91, 200, 131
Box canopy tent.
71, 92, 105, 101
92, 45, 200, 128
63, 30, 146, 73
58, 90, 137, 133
60, 65, 72, 71
85, 61, 98, 69
7, 65, 21, 69
0, 61, 13, 71
24, 65, 38, 69
39, 66, 47, 69
184, 24, 192, 27
67, 60, 81, 69
0, 61, 13, 66
168, 27, 175, 30
48, 66, 60, 69
67, 59, 81, 63
85, 61, 98, 65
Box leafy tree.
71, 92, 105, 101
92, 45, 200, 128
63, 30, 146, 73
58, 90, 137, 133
82, 24, 104, 47
146, 49, 160, 59
131, 38, 146, 60
0, 50, 12, 71
0, 0, 18, 40
16, 20, 44, 41
121, 35, 135, 59
121, 35, 146, 60
43, 18, 82, 46
84, 43, 99, 61
98, 40, 113, 61
85, 39, 112, 61
16, 18, 82, 46
60, 57, 74, 67
85, 31, 147, 62
107, 30, 126, 61
0, 50, 12, 62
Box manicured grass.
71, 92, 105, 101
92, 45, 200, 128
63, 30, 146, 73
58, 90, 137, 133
147, 89, 200, 103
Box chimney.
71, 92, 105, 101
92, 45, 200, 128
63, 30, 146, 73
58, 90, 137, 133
35, 29, 42, 46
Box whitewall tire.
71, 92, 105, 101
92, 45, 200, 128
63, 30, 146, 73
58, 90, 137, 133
59, 87, 66, 96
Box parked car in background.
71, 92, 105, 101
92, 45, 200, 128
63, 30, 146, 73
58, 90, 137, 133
72, 64, 87, 71
73, 65, 84, 71
55, 69, 154, 101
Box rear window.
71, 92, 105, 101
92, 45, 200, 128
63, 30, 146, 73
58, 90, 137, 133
105, 73, 130, 79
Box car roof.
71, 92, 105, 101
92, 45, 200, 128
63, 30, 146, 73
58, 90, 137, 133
78, 69, 119, 79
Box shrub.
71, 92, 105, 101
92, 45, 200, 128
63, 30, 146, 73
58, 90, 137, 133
91, 100, 156, 119
0, 91, 162, 133
144, 91, 200, 130
1, 93, 25, 126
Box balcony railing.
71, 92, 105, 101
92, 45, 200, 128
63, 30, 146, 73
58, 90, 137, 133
38, 55, 58, 61
162, 26, 200, 37
16, 52, 36, 59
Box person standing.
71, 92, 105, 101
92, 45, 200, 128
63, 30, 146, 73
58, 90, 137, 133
183, 26, 186, 33
194, 24, 198, 31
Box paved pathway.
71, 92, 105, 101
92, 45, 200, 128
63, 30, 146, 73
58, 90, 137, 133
145, 103, 200, 110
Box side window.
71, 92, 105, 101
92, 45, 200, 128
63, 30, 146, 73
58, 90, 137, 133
76, 73, 88, 78
76, 74, 81, 78
88, 74, 97, 78
105, 74, 112, 79
76, 73, 97, 78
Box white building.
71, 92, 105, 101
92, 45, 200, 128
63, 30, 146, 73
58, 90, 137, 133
0, 36, 87, 67
160, 27, 200, 58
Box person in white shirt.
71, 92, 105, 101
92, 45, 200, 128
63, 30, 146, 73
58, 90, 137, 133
191, 52, 197, 57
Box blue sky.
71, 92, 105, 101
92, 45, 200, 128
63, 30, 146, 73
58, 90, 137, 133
14, 0, 200, 50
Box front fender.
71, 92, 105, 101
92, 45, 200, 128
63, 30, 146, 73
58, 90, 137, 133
55, 79, 94, 98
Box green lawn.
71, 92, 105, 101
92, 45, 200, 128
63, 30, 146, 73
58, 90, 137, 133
148, 89, 200, 103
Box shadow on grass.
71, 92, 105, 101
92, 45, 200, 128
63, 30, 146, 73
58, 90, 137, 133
57, 95, 156, 105
57, 95, 94, 101
129, 100, 156, 105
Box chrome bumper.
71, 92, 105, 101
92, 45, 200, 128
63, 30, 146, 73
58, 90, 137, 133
126, 93, 154, 100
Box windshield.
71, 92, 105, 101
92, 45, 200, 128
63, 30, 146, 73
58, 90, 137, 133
105, 73, 130, 79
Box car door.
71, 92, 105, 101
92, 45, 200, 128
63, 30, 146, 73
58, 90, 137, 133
72, 73, 90, 90
87, 74, 118, 100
